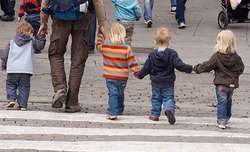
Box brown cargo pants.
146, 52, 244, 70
48, 15, 91, 107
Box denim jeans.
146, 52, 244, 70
144, 0, 154, 21
215, 85, 234, 125
106, 79, 127, 115
176, 0, 187, 24
151, 85, 176, 117
171, 0, 177, 7
6, 73, 31, 108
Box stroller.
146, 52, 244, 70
218, 0, 250, 29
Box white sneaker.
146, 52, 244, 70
106, 114, 118, 120
170, 7, 177, 14
20, 108, 27, 111
178, 22, 186, 29
218, 124, 226, 129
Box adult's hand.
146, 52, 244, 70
98, 25, 105, 38
38, 23, 48, 35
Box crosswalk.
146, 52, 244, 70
0, 110, 250, 152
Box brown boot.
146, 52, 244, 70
52, 89, 66, 108
65, 104, 81, 113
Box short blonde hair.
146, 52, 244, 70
215, 30, 236, 54
109, 23, 126, 45
154, 27, 171, 48
16, 22, 34, 35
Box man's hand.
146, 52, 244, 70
98, 25, 105, 38
38, 23, 48, 35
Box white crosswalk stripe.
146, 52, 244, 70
0, 110, 249, 152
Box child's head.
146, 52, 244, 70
16, 22, 34, 36
154, 27, 171, 48
215, 30, 236, 54
109, 23, 126, 45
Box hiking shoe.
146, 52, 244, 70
165, 109, 176, 125
170, 7, 177, 14
218, 124, 226, 129
52, 88, 66, 108
149, 114, 159, 121
106, 114, 118, 120
65, 105, 81, 113
145, 20, 152, 28
178, 22, 186, 29
0, 15, 15, 21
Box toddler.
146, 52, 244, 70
137, 27, 193, 124
193, 30, 244, 129
96, 23, 139, 120
1, 22, 46, 111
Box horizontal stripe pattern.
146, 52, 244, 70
97, 34, 139, 80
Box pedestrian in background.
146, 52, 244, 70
112, 0, 142, 46
0, 0, 15, 21
18, 0, 42, 35
193, 30, 245, 129
1, 22, 46, 111
170, 0, 177, 14
137, 27, 193, 124
176, 0, 187, 29
96, 23, 140, 120
144, 0, 153, 28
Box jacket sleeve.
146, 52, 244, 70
137, 56, 151, 79
32, 35, 46, 53
93, 0, 106, 26
173, 52, 193, 73
127, 48, 139, 74
193, 53, 217, 74
133, 1, 142, 18
1, 42, 10, 70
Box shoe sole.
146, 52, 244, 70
165, 110, 176, 125
52, 95, 65, 108
65, 107, 81, 113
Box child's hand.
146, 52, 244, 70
17, 17, 22, 22
134, 72, 139, 78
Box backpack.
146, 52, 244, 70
48, 0, 88, 21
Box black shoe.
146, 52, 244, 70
0, 15, 15, 21
145, 20, 152, 28
165, 109, 176, 125
65, 105, 81, 113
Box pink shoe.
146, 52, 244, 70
149, 114, 159, 121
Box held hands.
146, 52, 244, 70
97, 25, 105, 38
38, 23, 48, 35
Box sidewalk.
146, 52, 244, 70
0, 0, 249, 118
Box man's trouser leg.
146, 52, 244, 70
66, 16, 90, 107
48, 19, 71, 93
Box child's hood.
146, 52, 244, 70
14, 33, 32, 47
112, 0, 139, 10
217, 52, 241, 68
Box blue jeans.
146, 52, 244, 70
176, 0, 186, 24
151, 85, 176, 117
6, 73, 31, 108
171, 0, 177, 7
106, 79, 127, 115
144, 0, 154, 21
216, 85, 234, 125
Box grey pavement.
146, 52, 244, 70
0, 0, 250, 151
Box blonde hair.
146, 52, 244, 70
16, 22, 34, 35
215, 30, 236, 54
154, 27, 171, 48
109, 23, 126, 45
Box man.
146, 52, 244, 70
39, 0, 105, 113
0, 0, 15, 21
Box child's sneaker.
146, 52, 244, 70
20, 108, 27, 111
149, 114, 159, 121
106, 114, 118, 120
165, 109, 176, 125
6, 101, 16, 108
178, 22, 186, 29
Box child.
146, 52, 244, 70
1, 22, 46, 111
18, 0, 42, 35
112, 0, 142, 46
193, 30, 244, 129
96, 23, 139, 120
137, 27, 192, 124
